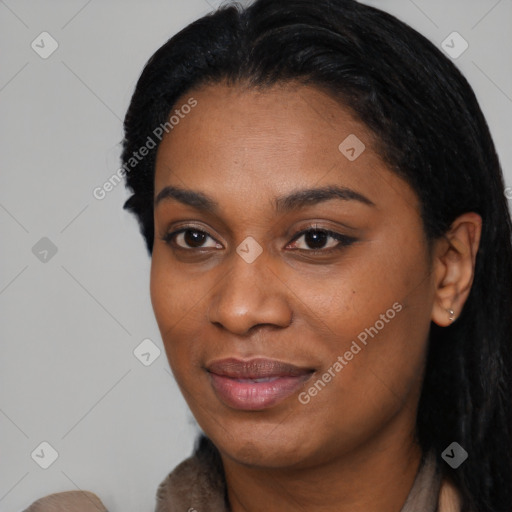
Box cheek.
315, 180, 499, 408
319, 245, 432, 404
150, 249, 202, 331
150, 255, 190, 363
293, 287, 431, 455
303, 231, 431, 371
149, 252, 214, 388
150, 255, 176, 334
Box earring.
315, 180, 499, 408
447, 308, 455, 322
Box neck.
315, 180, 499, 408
221, 427, 423, 512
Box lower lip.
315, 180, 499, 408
209, 372, 312, 410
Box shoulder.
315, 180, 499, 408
437, 477, 463, 512
155, 455, 227, 512
23, 491, 107, 512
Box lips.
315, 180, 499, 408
206, 358, 314, 410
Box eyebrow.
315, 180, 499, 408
154, 184, 375, 213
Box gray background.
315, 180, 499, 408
1, 1, 511, 511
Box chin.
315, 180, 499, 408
203, 418, 320, 469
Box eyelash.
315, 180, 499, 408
160, 225, 357, 254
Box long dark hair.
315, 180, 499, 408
121, 1, 512, 510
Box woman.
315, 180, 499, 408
25, 0, 512, 511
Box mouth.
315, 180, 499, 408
206, 357, 315, 410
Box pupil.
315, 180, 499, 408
184, 230, 206, 247
306, 230, 327, 249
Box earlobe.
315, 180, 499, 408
431, 293, 458, 328
430, 212, 482, 327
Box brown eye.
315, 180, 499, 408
182, 229, 208, 248
303, 230, 330, 249
288, 228, 356, 252
162, 228, 221, 249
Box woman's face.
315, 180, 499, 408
151, 82, 436, 469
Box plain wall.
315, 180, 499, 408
1, 1, 510, 510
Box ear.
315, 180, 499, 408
431, 212, 482, 327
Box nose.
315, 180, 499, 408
207, 250, 293, 336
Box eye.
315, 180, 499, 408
160, 225, 356, 253
161, 227, 221, 249
287, 228, 356, 253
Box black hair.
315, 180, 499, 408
121, 1, 512, 510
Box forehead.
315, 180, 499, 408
153, 82, 419, 218
156, 82, 371, 167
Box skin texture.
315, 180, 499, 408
150, 82, 482, 512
